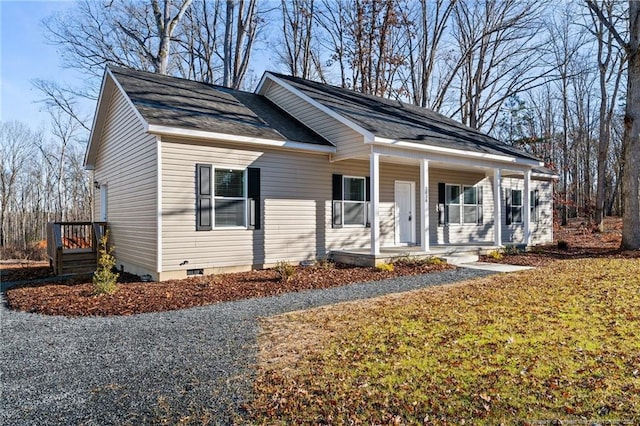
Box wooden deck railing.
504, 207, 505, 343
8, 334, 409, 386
46, 222, 107, 275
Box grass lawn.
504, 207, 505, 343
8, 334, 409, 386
249, 258, 640, 425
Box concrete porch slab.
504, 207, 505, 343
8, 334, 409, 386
331, 245, 499, 267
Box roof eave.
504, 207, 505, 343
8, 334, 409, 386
147, 124, 337, 154
85, 66, 150, 169
373, 136, 544, 168
258, 72, 376, 143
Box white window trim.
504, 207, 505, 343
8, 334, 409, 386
530, 190, 539, 223
462, 185, 480, 225
444, 184, 482, 226
342, 175, 368, 227
511, 188, 523, 224
445, 184, 461, 225
213, 168, 248, 229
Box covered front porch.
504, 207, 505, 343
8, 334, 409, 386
345, 142, 544, 259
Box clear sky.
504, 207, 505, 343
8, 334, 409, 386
1, 0, 92, 132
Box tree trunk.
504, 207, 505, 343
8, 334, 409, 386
622, 46, 640, 248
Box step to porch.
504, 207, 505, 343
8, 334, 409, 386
439, 254, 479, 265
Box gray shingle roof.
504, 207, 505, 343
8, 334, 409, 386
108, 66, 333, 147
268, 72, 543, 163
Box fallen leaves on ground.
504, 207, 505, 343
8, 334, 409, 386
248, 258, 640, 424
481, 217, 638, 267
4, 262, 453, 317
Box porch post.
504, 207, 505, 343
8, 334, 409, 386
493, 168, 502, 247
420, 159, 430, 251
524, 168, 531, 246
370, 152, 380, 255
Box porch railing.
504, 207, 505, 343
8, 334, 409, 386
46, 222, 107, 275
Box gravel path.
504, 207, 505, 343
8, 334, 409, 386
1, 268, 493, 425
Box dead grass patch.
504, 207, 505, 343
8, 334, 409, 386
249, 258, 640, 424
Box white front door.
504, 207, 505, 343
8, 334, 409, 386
395, 181, 415, 245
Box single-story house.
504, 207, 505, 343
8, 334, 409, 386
85, 66, 555, 281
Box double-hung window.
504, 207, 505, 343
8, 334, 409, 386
510, 189, 523, 224
214, 169, 246, 227
530, 189, 540, 223
196, 164, 261, 231
332, 174, 369, 227
439, 183, 483, 225
343, 176, 367, 226
445, 184, 461, 224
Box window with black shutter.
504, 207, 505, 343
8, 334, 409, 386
196, 164, 212, 231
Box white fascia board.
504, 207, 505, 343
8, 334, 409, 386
147, 124, 337, 154
85, 67, 151, 169
85, 70, 110, 169
373, 136, 544, 168
259, 73, 376, 143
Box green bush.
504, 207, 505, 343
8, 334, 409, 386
93, 231, 119, 295
275, 260, 296, 282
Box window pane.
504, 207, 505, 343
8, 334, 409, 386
446, 185, 461, 205
512, 189, 522, 206
463, 186, 477, 204
215, 170, 244, 197
463, 206, 477, 223
344, 201, 365, 225
448, 205, 460, 224
344, 177, 365, 201
215, 199, 246, 226
512, 206, 522, 223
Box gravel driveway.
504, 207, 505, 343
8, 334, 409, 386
1, 268, 493, 425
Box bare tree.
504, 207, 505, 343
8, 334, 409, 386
222, 0, 260, 89
449, 0, 551, 132
587, 0, 640, 249
546, 4, 588, 225
44, 0, 192, 77
278, 0, 322, 79
0, 122, 38, 247
587, 1, 627, 231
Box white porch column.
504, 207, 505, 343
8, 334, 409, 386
524, 168, 531, 246
370, 152, 380, 255
420, 159, 430, 251
493, 168, 502, 247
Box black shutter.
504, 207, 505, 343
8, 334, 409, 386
534, 189, 540, 222
505, 189, 512, 225
477, 186, 483, 225
365, 176, 371, 201
438, 182, 446, 225
196, 164, 212, 231
332, 174, 343, 228
247, 167, 261, 230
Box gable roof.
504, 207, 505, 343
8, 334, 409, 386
264, 72, 543, 164
107, 66, 333, 147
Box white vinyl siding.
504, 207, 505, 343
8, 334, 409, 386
432, 169, 494, 245
261, 82, 368, 160
93, 85, 157, 275
501, 177, 553, 245
160, 138, 418, 274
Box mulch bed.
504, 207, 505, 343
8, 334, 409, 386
4, 262, 453, 317
480, 216, 639, 267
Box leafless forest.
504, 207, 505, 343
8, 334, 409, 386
2, 0, 639, 255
